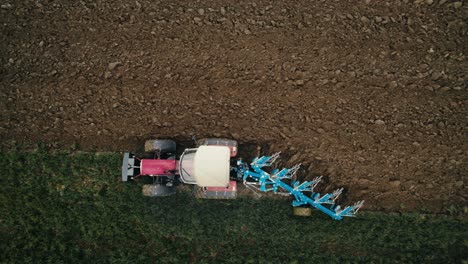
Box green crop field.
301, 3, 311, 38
0, 149, 466, 263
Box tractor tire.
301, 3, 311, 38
293, 207, 312, 217
196, 138, 237, 147
144, 139, 176, 153
196, 138, 238, 157
193, 186, 205, 199
142, 184, 176, 197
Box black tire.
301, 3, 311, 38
144, 139, 176, 153
293, 207, 312, 217
196, 138, 237, 147
193, 186, 205, 199
196, 138, 238, 156
142, 184, 176, 197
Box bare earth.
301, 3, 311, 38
1, 0, 466, 212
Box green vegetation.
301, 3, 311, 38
0, 150, 466, 263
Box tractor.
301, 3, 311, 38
122, 138, 238, 199
122, 138, 364, 220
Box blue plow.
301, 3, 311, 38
235, 152, 364, 220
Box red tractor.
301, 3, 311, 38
122, 138, 364, 220
122, 138, 238, 198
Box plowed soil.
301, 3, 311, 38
1, 0, 466, 212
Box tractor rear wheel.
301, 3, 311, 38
193, 186, 205, 199
196, 138, 238, 157
142, 184, 176, 197
196, 138, 237, 147
293, 207, 312, 217
144, 139, 176, 153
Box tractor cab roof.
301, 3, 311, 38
179, 146, 230, 187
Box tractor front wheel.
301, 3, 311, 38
144, 139, 176, 153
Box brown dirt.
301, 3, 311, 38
1, 0, 467, 213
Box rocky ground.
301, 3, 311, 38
1, 0, 466, 212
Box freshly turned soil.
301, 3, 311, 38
1, 0, 466, 213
